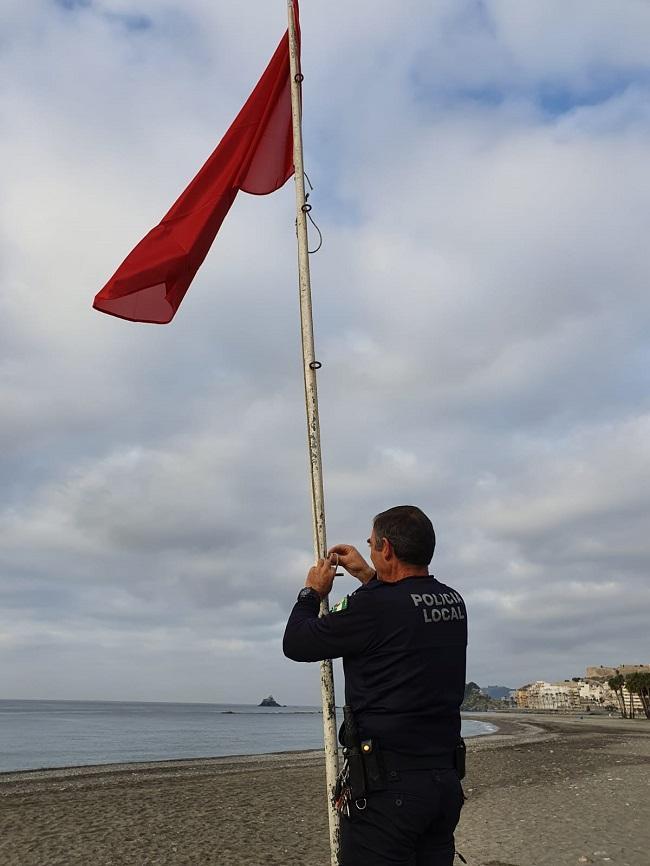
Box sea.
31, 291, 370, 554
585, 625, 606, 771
0, 700, 497, 774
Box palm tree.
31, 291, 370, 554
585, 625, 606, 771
639, 673, 650, 719
626, 673, 650, 719
608, 674, 627, 718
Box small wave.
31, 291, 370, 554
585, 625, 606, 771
219, 710, 321, 715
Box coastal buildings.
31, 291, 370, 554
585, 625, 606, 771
519, 680, 583, 711
515, 664, 649, 714
514, 685, 531, 709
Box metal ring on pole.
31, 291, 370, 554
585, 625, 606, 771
309, 361, 322, 370
302, 203, 312, 212
294, 73, 304, 83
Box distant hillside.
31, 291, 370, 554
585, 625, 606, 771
483, 685, 514, 700
461, 681, 504, 711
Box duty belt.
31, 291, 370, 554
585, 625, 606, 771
336, 706, 466, 816
380, 749, 457, 772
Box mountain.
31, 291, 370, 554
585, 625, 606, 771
483, 685, 514, 700
461, 682, 503, 711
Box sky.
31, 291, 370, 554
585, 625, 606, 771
1, 0, 649, 705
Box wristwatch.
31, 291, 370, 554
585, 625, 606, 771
297, 587, 320, 603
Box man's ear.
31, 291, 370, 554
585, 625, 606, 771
381, 538, 393, 560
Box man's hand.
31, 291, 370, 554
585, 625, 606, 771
305, 557, 337, 599
327, 544, 375, 584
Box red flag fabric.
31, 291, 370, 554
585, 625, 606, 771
94, 3, 299, 324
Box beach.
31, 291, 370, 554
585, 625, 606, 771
0, 713, 648, 866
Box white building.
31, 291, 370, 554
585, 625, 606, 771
585, 665, 649, 716
521, 680, 582, 711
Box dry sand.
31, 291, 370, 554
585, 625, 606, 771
0, 713, 648, 866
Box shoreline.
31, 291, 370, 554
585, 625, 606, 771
1, 713, 646, 780
0, 713, 641, 782
1, 714, 648, 865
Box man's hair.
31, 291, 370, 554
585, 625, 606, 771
372, 505, 435, 566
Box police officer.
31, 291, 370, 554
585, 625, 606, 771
283, 505, 467, 866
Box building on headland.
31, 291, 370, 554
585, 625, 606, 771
515, 664, 649, 714
585, 664, 650, 680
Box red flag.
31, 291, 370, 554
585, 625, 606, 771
94, 3, 299, 324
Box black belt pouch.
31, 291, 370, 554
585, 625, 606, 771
455, 738, 466, 779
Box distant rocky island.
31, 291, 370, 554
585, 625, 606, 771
259, 695, 282, 707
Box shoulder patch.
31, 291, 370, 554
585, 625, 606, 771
330, 595, 349, 614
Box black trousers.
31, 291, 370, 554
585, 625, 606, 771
340, 768, 464, 866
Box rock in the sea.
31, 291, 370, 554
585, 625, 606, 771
259, 695, 281, 707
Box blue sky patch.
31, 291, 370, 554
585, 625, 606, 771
54, 0, 91, 9
104, 11, 153, 33
54, 1, 152, 33
538, 70, 650, 116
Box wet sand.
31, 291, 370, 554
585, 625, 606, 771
0, 713, 648, 865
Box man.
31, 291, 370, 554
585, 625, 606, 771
283, 505, 467, 866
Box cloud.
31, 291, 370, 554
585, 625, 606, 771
1, 0, 649, 703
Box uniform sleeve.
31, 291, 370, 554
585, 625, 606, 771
283, 591, 376, 662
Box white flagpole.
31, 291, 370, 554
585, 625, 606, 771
287, 2, 340, 863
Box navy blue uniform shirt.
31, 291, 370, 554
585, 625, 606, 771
283, 575, 467, 758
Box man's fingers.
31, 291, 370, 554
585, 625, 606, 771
328, 544, 352, 556
316, 557, 336, 571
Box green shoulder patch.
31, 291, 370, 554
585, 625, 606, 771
330, 595, 349, 614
